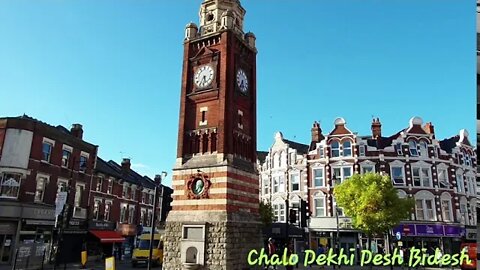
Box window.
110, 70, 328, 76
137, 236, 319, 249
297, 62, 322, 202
412, 167, 431, 187
415, 199, 435, 221
131, 188, 136, 200
279, 176, 285, 192
314, 197, 325, 217
359, 145, 365, 157
456, 173, 465, 193
361, 165, 375, 174
437, 169, 449, 189
104, 202, 111, 221
0, 173, 21, 198
57, 179, 68, 193
107, 179, 113, 194
313, 168, 324, 187
460, 203, 468, 224
237, 110, 243, 129
149, 193, 154, 205
273, 203, 285, 222
289, 152, 296, 165
74, 184, 84, 207
391, 167, 404, 185
319, 147, 324, 158
42, 142, 53, 162
62, 149, 71, 167
128, 206, 135, 224
79, 155, 88, 172
123, 184, 129, 198
331, 141, 340, 157
147, 210, 153, 226
291, 174, 300, 191
263, 179, 269, 195
140, 209, 146, 225
34, 176, 47, 203
395, 143, 403, 155
93, 200, 100, 220
465, 153, 471, 166
142, 192, 146, 203
120, 205, 127, 223
273, 177, 279, 193
409, 141, 418, 156
332, 167, 352, 185
96, 177, 103, 192
343, 141, 352, 157
419, 141, 428, 157
199, 107, 208, 126
441, 200, 452, 222
466, 176, 475, 195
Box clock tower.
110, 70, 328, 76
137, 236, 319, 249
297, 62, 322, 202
163, 0, 262, 269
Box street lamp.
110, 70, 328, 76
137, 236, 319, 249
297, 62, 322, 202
147, 171, 167, 270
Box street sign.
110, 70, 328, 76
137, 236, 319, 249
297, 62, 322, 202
55, 192, 68, 216
395, 232, 401, 240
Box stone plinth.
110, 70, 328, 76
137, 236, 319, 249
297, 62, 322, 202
163, 211, 263, 270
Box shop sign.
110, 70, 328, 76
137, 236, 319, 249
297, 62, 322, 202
444, 225, 464, 237
25, 219, 55, 226
22, 207, 55, 220
89, 221, 115, 231
415, 224, 443, 236
465, 228, 477, 240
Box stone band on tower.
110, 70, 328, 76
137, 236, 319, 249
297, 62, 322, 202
163, 0, 262, 269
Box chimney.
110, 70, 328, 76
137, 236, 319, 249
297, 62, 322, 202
371, 118, 382, 139
121, 158, 131, 172
71, 124, 83, 139
424, 122, 435, 138
311, 121, 324, 143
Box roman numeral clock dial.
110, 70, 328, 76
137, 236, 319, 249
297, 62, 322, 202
236, 69, 248, 94
194, 65, 214, 88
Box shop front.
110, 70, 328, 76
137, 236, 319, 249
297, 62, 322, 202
393, 223, 464, 253
0, 222, 16, 264
310, 217, 359, 255
87, 221, 124, 260
59, 219, 88, 264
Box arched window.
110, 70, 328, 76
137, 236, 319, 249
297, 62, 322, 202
440, 193, 453, 222
409, 141, 418, 156
414, 191, 436, 221
0, 173, 21, 198
343, 141, 352, 157
331, 141, 340, 157
419, 141, 428, 157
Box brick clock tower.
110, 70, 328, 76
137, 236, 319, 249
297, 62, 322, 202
163, 0, 262, 269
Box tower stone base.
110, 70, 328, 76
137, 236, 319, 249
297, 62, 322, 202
163, 211, 263, 270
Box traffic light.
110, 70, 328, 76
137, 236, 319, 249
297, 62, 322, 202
289, 209, 297, 224
300, 199, 309, 228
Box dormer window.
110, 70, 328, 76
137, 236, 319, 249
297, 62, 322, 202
359, 145, 365, 157
409, 141, 418, 156
395, 143, 403, 155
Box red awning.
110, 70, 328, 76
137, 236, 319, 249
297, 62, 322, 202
90, 230, 125, 243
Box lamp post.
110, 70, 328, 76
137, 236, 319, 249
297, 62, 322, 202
147, 171, 167, 270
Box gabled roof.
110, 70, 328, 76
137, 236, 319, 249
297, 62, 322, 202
95, 157, 122, 178
284, 139, 309, 155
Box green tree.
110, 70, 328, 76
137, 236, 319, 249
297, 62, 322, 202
259, 201, 275, 228
333, 173, 414, 252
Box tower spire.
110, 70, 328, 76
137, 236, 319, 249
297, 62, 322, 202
198, 0, 245, 36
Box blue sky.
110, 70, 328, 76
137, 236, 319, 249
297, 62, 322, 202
0, 0, 475, 187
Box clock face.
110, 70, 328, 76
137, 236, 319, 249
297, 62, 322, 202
194, 65, 214, 88
236, 69, 248, 93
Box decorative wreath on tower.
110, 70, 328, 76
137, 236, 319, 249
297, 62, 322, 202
186, 172, 211, 199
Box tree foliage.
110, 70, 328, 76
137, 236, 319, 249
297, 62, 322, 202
259, 201, 275, 227
333, 173, 414, 237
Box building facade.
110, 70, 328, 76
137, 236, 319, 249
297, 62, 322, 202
258, 132, 309, 250
258, 116, 477, 255
0, 115, 173, 265
0, 115, 97, 265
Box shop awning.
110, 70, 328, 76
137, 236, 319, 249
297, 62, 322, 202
89, 230, 125, 243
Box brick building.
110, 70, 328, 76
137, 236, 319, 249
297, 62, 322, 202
0, 115, 173, 265
258, 116, 477, 255
0, 115, 97, 265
